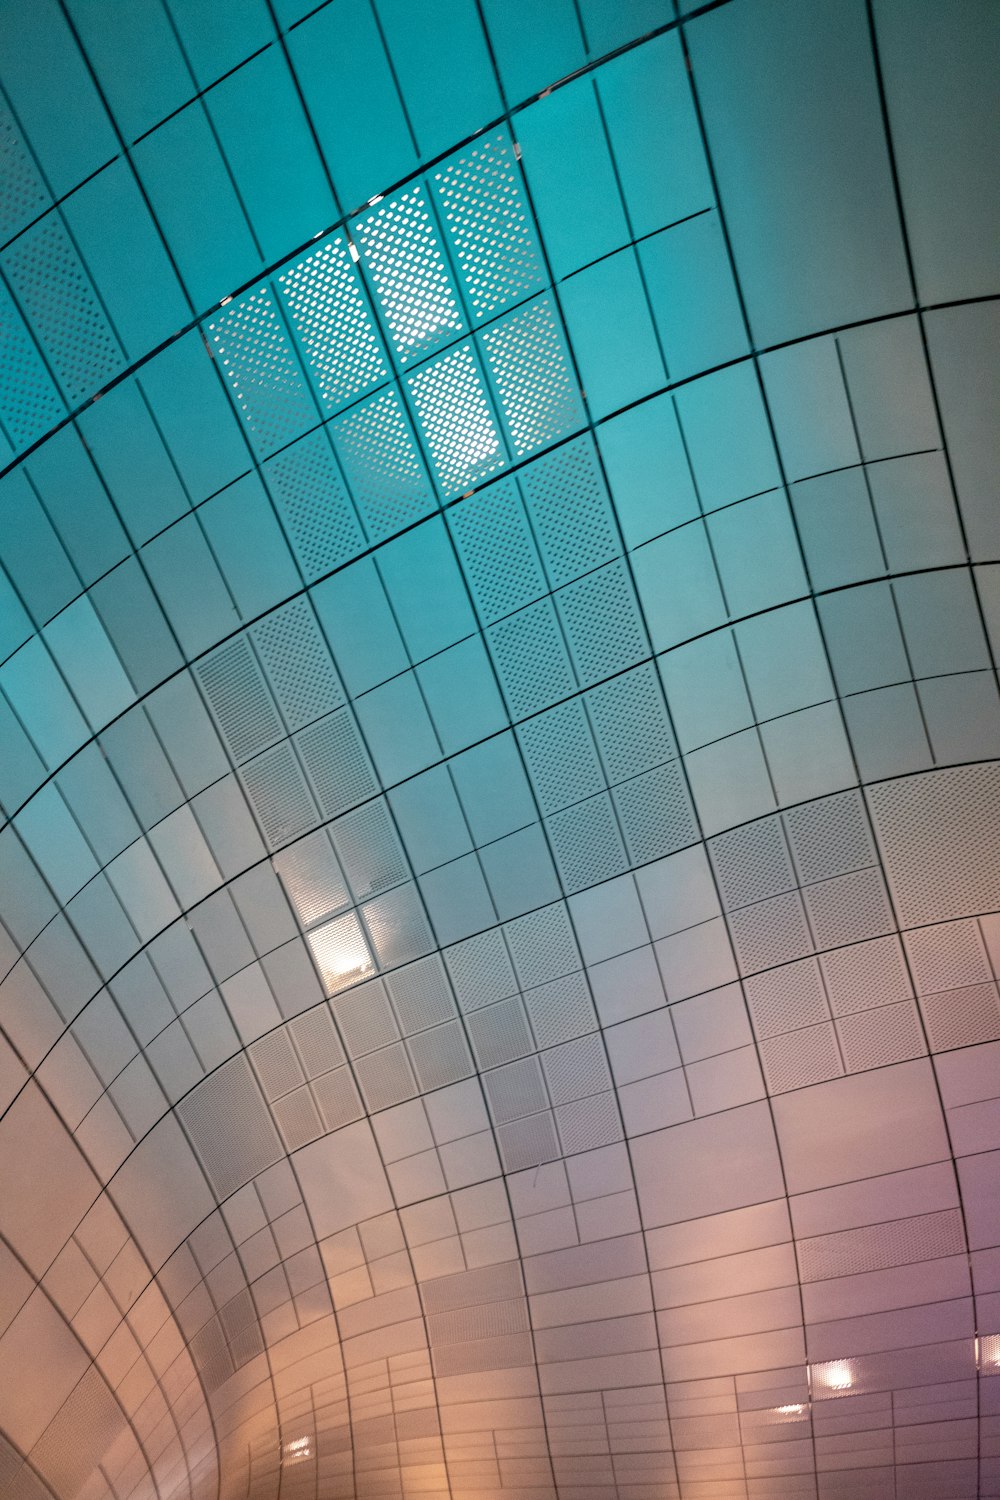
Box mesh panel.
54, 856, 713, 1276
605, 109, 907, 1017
0, 99, 48, 241
296, 707, 377, 817
332, 386, 433, 540
519, 436, 617, 586
197, 636, 283, 763
252, 600, 343, 730
448, 477, 546, 623
0, 275, 63, 445
241, 742, 317, 848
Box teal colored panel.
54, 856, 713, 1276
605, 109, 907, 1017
417, 637, 507, 755
208, 49, 336, 264
480, 0, 584, 103
78, 382, 190, 546
874, 0, 1000, 303
597, 32, 713, 239
390, 767, 472, 873
707, 492, 808, 618
376, 0, 501, 161
44, 598, 135, 729
0, 566, 33, 662
134, 103, 260, 308
674, 363, 781, 511
63, 160, 191, 360
450, 734, 535, 845
0, 695, 45, 815
843, 684, 932, 781
354, 673, 441, 784
0, 637, 89, 769
166, 0, 273, 89
479, 824, 559, 920
894, 570, 990, 677
0, 469, 80, 624
139, 332, 250, 504
0, 0, 118, 197
15, 783, 97, 904
818, 583, 910, 696
288, 0, 416, 212
598, 393, 700, 550
640, 212, 749, 381
632, 523, 726, 652
90, 557, 184, 695
577, 0, 671, 55
736, 602, 833, 721
790, 469, 885, 591
419, 854, 496, 945
199, 475, 299, 621
311, 559, 408, 697
659, 632, 754, 753
759, 336, 859, 482
66, 0, 192, 141
688, 0, 910, 344
377, 520, 476, 663
517, 79, 627, 278
560, 250, 665, 419
142, 515, 238, 657
24, 426, 129, 587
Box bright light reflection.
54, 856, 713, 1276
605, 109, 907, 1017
775, 1404, 806, 1415
307, 912, 375, 994
976, 1334, 1000, 1372
815, 1359, 854, 1392
283, 1437, 311, 1463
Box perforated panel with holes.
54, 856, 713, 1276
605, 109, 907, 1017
488, 598, 576, 718
448, 478, 546, 623
868, 762, 1000, 925
482, 296, 583, 456
556, 1091, 622, 1153
784, 790, 874, 884
518, 699, 604, 814
3, 214, 121, 404
251, 600, 342, 731
798, 1208, 965, 1282
614, 761, 697, 865
744, 958, 829, 1038
273, 829, 349, 927
384, 955, 455, 1035
197, 637, 283, 764
519, 436, 617, 586
333, 800, 407, 899
208, 288, 316, 456
759, 1022, 843, 1093
432, 131, 543, 321
557, 560, 647, 684
295, 706, 376, 818
586, 663, 677, 782
547, 793, 626, 892
240, 742, 317, 849
445, 930, 517, 1012
331, 386, 433, 540
0, 274, 64, 446
278, 236, 387, 410
711, 816, 795, 910
836, 1000, 924, 1071
505, 904, 579, 988
729, 890, 813, 973
406, 343, 504, 494
355, 188, 463, 364
820, 936, 912, 1016
177, 1056, 284, 1199
803, 867, 894, 948
524, 971, 595, 1049
0, 100, 48, 243
265, 430, 365, 578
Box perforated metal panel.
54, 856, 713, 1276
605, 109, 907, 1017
251, 600, 343, 731
241, 742, 317, 848
265, 430, 365, 578
178, 1055, 284, 1199
278, 235, 387, 410
0, 100, 48, 243
197, 637, 284, 764
208, 287, 316, 455
355, 187, 463, 365
3, 213, 121, 403
296, 706, 378, 817
432, 131, 543, 320
406, 342, 504, 493
332, 386, 434, 539
482, 295, 583, 455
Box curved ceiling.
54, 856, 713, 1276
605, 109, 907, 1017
1, 2, 999, 1498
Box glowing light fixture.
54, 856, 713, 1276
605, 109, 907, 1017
307, 911, 375, 993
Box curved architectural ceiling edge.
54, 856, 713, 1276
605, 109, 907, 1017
0, 2, 998, 1499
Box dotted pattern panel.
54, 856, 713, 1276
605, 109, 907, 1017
406, 342, 504, 494
240, 741, 318, 848
331, 386, 434, 540
278, 236, 387, 411
0, 272, 65, 445
448, 478, 547, 623
0, 100, 49, 244
264, 429, 366, 579
481, 296, 584, 456
251, 599, 343, 731
518, 435, 618, 587
868, 762, 1000, 925
355, 188, 464, 366
295, 707, 377, 819
208, 288, 317, 457
2, 214, 121, 404
431, 131, 544, 321
487, 598, 576, 718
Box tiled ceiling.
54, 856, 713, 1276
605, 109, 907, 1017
0, 1, 998, 1498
